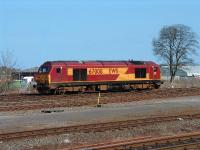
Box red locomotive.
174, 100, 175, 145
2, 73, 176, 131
35, 60, 163, 94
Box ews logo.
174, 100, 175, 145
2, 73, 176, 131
109, 68, 118, 74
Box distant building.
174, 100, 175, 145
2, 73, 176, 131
22, 76, 34, 84
181, 66, 200, 77
12, 71, 36, 80
11, 67, 39, 80
161, 65, 200, 80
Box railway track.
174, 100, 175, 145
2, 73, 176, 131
0, 88, 200, 112
66, 132, 200, 150
0, 113, 200, 141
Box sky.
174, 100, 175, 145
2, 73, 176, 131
0, 0, 200, 69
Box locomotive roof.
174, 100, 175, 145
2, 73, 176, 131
43, 60, 158, 66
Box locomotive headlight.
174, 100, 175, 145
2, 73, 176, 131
48, 75, 51, 84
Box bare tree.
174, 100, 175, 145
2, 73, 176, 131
153, 24, 199, 82
0, 49, 17, 93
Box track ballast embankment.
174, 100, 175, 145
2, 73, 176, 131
0, 113, 200, 141
0, 88, 200, 112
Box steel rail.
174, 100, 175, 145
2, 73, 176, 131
66, 132, 200, 150
0, 113, 200, 141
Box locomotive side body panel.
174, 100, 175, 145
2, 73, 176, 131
50, 64, 67, 83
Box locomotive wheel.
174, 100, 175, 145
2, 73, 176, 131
49, 89, 56, 95
154, 84, 160, 89
37, 89, 48, 95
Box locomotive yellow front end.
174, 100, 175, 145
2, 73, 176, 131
35, 65, 51, 94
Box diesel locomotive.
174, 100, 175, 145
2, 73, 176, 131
35, 60, 163, 94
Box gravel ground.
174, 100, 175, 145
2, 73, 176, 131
1, 88, 200, 112
1, 119, 200, 150
0, 96, 200, 150
0, 96, 200, 133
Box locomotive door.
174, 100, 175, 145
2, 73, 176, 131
73, 69, 87, 81
54, 66, 67, 82
152, 66, 157, 79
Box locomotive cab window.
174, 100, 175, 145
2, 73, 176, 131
39, 66, 50, 73
56, 68, 61, 73
153, 67, 157, 72
135, 68, 146, 78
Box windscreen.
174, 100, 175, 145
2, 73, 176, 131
38, 66, 51, 73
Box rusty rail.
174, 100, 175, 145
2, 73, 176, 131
0, 113, 200, 141
66, 132, 200, 150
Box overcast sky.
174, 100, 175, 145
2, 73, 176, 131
0, 0, 200, 69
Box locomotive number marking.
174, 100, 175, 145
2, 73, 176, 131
88, 68, 103, 75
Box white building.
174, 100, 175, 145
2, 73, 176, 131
22, 76, 34, 84
181, 66, 200, 77
161, 65, 200, 80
